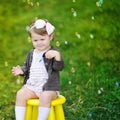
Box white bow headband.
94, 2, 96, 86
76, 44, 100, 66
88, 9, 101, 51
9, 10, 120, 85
29, 19, 55, 35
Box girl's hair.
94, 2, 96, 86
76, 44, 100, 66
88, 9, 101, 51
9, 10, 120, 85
28, 19, 55, 37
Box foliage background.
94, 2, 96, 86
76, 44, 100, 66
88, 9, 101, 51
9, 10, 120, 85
0, 0, 120, 120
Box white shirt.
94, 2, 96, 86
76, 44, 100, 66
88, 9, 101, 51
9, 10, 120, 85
24, 49, 48, 97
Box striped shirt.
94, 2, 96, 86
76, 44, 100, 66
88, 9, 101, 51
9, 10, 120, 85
24, 49, 48, 96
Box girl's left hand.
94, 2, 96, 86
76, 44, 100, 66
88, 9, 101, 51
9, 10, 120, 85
45, 50, 61, 61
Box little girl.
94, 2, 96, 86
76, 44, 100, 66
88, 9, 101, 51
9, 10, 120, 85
12, 19, 64, 120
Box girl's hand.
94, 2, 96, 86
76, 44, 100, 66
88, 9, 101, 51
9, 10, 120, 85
45, 50, 61, 61
12, 65, 24, 76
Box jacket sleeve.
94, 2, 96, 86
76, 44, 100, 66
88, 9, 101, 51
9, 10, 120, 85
20, 50, 32, 75
21, 64, 27, 76
52, 54, 64, 71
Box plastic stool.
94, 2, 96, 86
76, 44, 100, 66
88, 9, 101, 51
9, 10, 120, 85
25, 95, 66, 120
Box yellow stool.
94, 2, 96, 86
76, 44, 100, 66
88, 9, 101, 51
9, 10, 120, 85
25, 95, 66, 120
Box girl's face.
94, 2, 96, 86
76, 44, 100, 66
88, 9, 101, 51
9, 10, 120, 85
31, 32, 52, 51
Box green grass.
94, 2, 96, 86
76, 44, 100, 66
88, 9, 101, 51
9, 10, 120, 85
0, 0, 120, 119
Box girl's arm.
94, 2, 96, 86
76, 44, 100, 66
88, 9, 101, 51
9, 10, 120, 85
12, 49, 33, 76
45, 50, 64, 71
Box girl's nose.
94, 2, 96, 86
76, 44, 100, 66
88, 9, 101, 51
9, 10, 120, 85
37, 40, 42, 44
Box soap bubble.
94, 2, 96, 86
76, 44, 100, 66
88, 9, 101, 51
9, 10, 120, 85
87, 62, 91, 66
90, 34, 94, 39
91, 16, 95, 20
100, 87, 104, 91
73, 11, 77, 17
71, 8, 74, 13
71, 8, 77, 17
30, 2, 33, 6
115, 81, 119, 87
27, 36, 31, 43
75, 32, 81, 39
16, 79, 21, 84
64, 40, 68, 45
71, 67, 75, 73
98, 89, 102, 94
56, 41, 60, 47
69, 81, 72, 85
36, 2, 40, 6
26, 25, 30, 31
88, 112, 92, 117
72, 0, 76, 3
4, 61, 8, 67
96, 0, 104, 7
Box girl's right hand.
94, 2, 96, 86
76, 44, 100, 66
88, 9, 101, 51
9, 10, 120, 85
12, 65, 24, 76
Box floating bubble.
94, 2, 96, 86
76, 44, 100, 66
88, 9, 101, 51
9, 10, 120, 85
56, 41, 60, 47
27, 0, 30, 5
30, 2, 34, 6
90, 34, 94, 39
4, 61, 8, 67
88, 112, 92, 117
73, 11, 77, 17
71, 8, 74, 12
75, 32, 81, 39
91, 16, 95, 20
26, 26, 30, 31
64, 40, 68, 45
115, 81, 119, 87
72, 0, 76, 2
87, 62, 91, 66
71, 8, 77, 17
16, 79, 21, 84
68, 81, 72, 85
96, 2, 101, 7
98, 87, 104, 94
36, 2, 40, 6
71, 67, 75, 73
27, 36, 31, 43
100, 87, 104, 91
99, 0, 104, 4
96, 0, 104, 7
98, 89, 101, 94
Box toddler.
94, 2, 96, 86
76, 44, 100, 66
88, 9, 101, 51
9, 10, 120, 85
12, 19, 64, 120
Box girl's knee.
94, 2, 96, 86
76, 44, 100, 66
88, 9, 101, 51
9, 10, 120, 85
16, 89, 24, 99
40, 91, 57, 100
15, 89, 26, 106
16, 89, 26, 103
16, 88, 28, 101
39, 91, 57, 107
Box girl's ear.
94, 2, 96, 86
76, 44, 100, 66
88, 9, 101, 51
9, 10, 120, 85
49, 33, 54, 41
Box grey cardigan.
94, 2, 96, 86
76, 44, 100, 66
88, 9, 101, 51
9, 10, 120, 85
21, 47, 64, 91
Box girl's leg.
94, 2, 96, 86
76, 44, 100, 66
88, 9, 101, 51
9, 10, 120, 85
37, 91, 57, 120
15, 87, 38, 120
16, 87, 38, 106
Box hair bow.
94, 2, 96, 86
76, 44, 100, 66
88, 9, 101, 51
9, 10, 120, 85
30, 19, 55, 35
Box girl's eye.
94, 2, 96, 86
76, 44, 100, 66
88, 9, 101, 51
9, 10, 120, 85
40, 39, 45, 41
33, 40, 38, 42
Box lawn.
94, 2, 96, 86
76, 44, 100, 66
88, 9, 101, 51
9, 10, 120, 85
0, 0, 120, 120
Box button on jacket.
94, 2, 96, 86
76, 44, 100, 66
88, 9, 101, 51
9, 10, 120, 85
21, 47, 64, 91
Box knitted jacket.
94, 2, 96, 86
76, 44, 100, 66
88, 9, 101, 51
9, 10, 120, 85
21, 47, 64, 91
